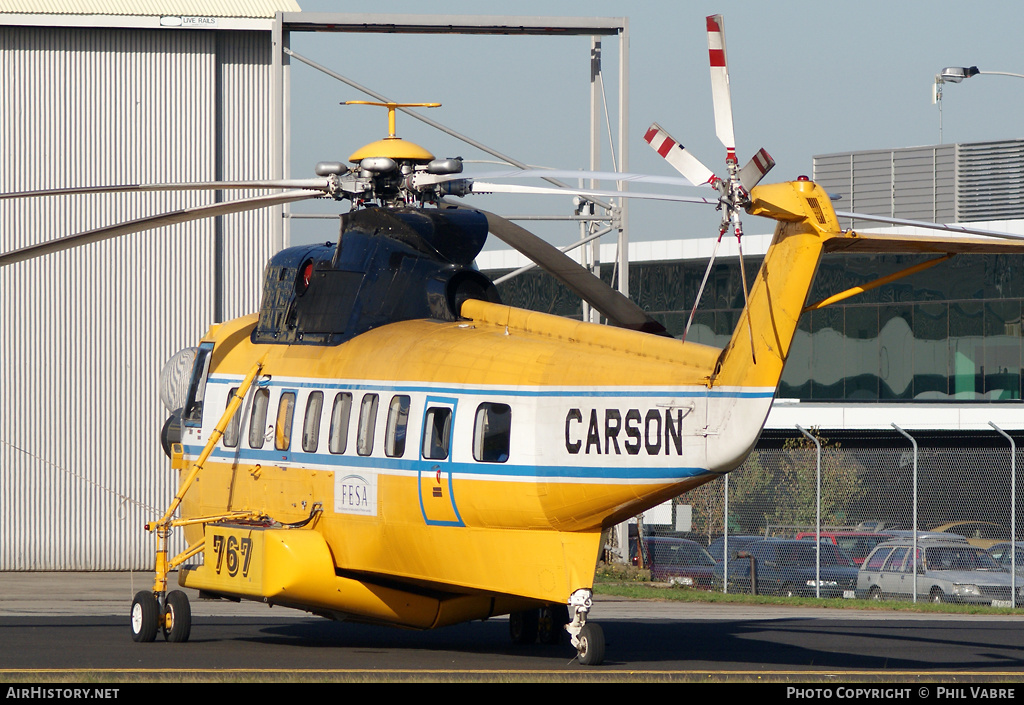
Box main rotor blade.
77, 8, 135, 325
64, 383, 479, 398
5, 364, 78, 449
0, 179, 331, 200
707, 14, 736, 159
0, 189, 321, 267
643, 123, 719, 188
444, 201, 669, 335
467, 181, 718, 206
431, 168, 696, 189
833, 211, 1024, 242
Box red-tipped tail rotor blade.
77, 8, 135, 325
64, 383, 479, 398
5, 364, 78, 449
643, 123, 719, 188
706, 14, 736, 161
738, 148, 775, 191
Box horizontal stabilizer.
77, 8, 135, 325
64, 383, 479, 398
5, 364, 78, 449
824, 230, 1024, 255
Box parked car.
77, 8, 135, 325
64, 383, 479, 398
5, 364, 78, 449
881, 530, 968, 543
857, 539, 1023, 605
706, 535, 762, 563
987, 542, 1024, 575
715, 538, 859, 598
795, 531, 897, 566
643, 537, 717, 588
929, 521, 1006, 549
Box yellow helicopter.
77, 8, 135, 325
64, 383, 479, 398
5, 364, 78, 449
5, 15, 1024, 667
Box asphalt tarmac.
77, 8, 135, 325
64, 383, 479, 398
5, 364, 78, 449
7, 572, 1024, 680
3, 570, 1018, 620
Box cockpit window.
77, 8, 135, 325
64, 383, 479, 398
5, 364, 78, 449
182, 342, 214, 426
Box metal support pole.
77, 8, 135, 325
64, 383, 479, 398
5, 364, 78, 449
723, 472, 729, 594
892, 423, 919, 603
797, 425, 821, 599
585, 36, 602, 325
617, 18, 629, 299
990, 421, 1017, 608
272, 12, 288, 251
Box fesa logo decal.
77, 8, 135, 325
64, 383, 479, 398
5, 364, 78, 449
334, 473, 377, 516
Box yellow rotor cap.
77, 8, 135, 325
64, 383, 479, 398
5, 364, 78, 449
345, 101, 440, 164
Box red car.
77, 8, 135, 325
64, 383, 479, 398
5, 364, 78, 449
795, 531, 896, 566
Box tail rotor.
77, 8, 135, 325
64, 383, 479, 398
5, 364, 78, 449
645, 14, 775, 355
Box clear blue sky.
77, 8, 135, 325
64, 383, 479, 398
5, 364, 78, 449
286, 1, 1024, 248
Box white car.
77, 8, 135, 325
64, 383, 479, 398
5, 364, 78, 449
988, 542, 1024, 575
857, 540, 1023, 606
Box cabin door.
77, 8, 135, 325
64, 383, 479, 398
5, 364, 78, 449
418, 397, 463, 526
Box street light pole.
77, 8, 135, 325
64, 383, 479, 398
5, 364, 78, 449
941, 66, 1024, 82
933, 66, 1024, 143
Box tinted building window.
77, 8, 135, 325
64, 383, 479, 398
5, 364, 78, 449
487, 253, 1024, 402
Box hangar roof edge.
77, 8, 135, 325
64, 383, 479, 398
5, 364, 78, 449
0, 1, 300, 20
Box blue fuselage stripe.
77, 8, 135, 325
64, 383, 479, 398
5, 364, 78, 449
185, 444, 709, 482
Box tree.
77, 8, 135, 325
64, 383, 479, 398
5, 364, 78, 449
686, 450, 774, 540
767, 433, 866, 528
680, 431, 866, 539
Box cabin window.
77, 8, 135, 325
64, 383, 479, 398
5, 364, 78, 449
182, 342, 214, 426
275, 392, 296, 451
357, 393, 379, 456
385, 395, 411, 458
302, 391, 324, 453
222, 387, 240, 448
421, 407, 452, 460
328, 392, 352, 454
248, 388, 270, 448
473, 403, 511, 463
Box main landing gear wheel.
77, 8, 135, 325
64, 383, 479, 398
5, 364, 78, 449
130, 591, 159, 643
162, 590, 192, 643
538, 604, 569, 645
509, 609, 540, 645
576, 623, 605, 666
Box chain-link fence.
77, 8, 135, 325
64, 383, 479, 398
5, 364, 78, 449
634, 426, 1024, 607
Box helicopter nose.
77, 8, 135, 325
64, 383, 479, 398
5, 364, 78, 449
159, 347, 198, 412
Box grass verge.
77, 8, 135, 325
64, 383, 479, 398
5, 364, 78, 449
594, 579, 1024, 614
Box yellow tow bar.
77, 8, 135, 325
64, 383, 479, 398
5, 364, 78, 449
147, 358, 266, 595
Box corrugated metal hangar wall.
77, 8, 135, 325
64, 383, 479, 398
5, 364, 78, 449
0, 13, 288, 569
814, 140, 1024, 229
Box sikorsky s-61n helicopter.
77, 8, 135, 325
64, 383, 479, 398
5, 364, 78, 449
5, 15, 1024, 666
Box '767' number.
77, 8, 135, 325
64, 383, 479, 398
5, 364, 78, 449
211, 534, 253, 578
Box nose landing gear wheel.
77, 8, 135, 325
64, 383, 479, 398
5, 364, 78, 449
576, 622, 605, 666
130, 591, 159, 643
163, 590, 192, 643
